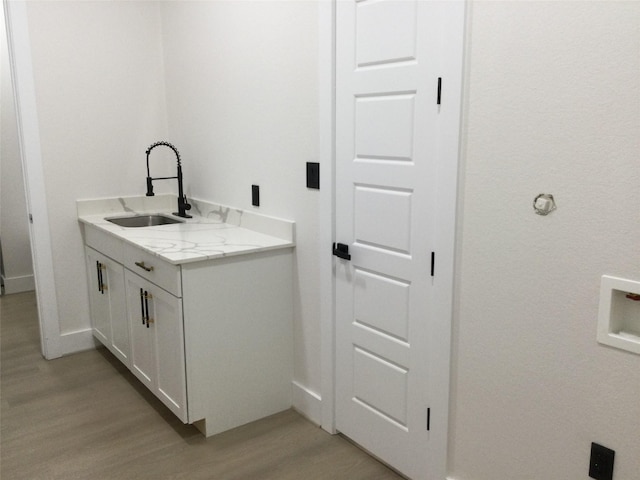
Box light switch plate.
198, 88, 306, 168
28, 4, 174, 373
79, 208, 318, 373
589, 443, 615, 480
252, 185, 260, 207
307, 162, 320, 190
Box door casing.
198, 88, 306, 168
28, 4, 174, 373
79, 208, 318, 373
4, 0, 63, 359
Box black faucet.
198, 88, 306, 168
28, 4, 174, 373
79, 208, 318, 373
145, 141, 192, 218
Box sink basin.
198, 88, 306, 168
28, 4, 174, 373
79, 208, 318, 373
105, 214, 184, 228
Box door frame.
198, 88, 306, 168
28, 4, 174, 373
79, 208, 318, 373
4, 0, 62, 359
319, 0, 467, 466
318, 0, 337, 434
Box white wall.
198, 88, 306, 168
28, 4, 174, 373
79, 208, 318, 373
1, 5, 33, 294
23, 1, 170, 341
160, 1, 323, 402
449, 2, 640, 479
19, 0, 323, 402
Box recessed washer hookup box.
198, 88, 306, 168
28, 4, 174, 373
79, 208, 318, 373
597, 275, 640, 355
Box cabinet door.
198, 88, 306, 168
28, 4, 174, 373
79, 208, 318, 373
125, 270, 187, 423
126, 272, 156, 392
153, 285, 187, 423
86, 247, 129, 366
86, 248, 110, 345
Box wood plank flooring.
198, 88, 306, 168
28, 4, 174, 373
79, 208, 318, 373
1, 291, 402, 479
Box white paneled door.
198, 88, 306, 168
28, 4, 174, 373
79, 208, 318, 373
335, 1, 463, 479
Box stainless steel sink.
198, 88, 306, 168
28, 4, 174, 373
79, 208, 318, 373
105, 214, 184, 228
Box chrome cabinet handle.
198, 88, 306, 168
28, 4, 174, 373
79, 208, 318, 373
144, 291, 152, 328
135, 261, 154, 272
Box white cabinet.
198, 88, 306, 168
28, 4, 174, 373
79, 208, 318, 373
85, 247, 130, 367
125, 270, 187, 422
180, 250, 293, 437
85, 225, 186, 421
82, 222, 293, 437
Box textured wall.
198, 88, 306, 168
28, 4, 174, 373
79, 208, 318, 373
21, 1, 323, 394
24, 1, 170, 333
449, 2, 640, 479
16, 3, 640, 476
160, 1, 322, 395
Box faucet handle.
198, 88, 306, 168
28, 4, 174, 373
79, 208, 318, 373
146, 177, 155, 197
174, 195, 192, 218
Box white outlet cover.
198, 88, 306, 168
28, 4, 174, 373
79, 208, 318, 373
597, 275, 640, 355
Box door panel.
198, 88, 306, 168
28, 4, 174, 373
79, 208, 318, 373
353, 346, 409, 427
354, 185, 412, 253
355, 94, 416, 159
354, 268, 410, 341
355, 0, 417, 67
335, 1, 456, 478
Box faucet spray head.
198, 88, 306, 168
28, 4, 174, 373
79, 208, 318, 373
145, 141, 190, 215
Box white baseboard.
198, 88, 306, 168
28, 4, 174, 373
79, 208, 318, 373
60, 327, 97, 355
2, 273, 35, 294
292, 380, 322, 426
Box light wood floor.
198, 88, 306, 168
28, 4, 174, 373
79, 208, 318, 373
1, 291, 403, 480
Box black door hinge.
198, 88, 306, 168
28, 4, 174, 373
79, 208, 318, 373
427, 407, 431, 431
437, 77, 442, 105
430, 252, 435, 277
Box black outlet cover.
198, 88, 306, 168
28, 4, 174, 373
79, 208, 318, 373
589, 443, 615, 480
307, 162, 320, 190
252, 185, 260, 207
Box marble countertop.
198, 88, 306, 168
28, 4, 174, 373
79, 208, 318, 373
77, 195, 295, 265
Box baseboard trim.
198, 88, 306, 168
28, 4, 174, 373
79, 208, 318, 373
2, 273, 35, 294
60, 327, 97, 355
291, 381, 322, 426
